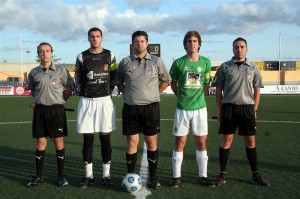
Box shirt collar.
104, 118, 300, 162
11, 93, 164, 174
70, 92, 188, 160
131, 52, 152, 61
39, 62, 57, 71
230, 57, 250, 66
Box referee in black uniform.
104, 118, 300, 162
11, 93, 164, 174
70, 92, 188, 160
213, 37, 270, 187
26, 42, 73, 188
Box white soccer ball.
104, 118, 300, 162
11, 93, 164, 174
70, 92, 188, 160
121, 173, 142, 193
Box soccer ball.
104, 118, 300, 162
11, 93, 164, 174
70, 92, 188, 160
121, 173, 142, 193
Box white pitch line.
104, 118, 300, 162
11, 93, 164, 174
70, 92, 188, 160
1, 119, 300, 125
0, 121, 32, 124
132, 142, 151, 198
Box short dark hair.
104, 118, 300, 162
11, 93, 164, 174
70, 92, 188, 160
233, 37, 247, 47
37, 42, 53, 54
132, 30, 148, 43
88, 27, 103, 37
183, 30, 202, 51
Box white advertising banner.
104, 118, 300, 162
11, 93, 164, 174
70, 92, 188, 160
261, 85, 300, 94
0, 86, 14, 95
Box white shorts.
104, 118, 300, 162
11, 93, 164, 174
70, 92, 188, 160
172, 107, 208, 136
76, 96, 116, 134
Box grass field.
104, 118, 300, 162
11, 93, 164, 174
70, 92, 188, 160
0, 95, 300, 199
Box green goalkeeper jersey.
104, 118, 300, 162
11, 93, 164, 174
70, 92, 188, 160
170, 55, 211, 110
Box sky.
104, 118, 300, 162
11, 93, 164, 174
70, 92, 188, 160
1, 0, 300, 68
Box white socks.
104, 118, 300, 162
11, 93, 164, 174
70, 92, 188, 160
85, 162, 111, 178
196, 150, 208, 178
172, 150, 183, 178
85, 162, 93, 179
102, 161, 111, 178
172, 150, 208, 178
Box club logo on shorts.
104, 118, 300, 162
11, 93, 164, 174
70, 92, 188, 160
174, 127, 178, 134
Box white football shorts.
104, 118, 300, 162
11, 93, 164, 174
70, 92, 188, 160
76, 96, 116, 134
172, 107, 208, 136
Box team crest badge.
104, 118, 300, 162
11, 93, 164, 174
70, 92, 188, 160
248, 73, 254, 81
104, 64, 109, 72
148, 68, 153, 76
52, 79, 57, 86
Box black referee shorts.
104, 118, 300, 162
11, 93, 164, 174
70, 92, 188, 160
219, 103, 256, 136
32, 104, 68, 138
122, 102, 160, 136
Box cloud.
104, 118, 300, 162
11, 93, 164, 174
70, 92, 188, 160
126, 0, 166, 11
107, 0, 300, 35
290, 0, 300, 25
104, 10, 173, 34
0, 0, 299, 42
206, 0, 292, 34
0, 0, 112, 40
